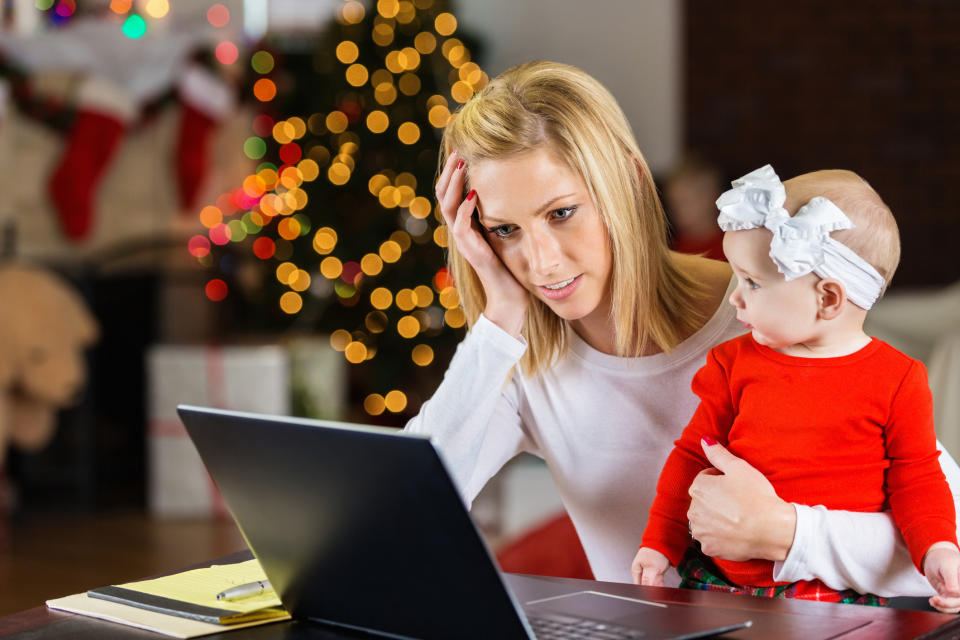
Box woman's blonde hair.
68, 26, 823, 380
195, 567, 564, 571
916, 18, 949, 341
441, 61, 705, 374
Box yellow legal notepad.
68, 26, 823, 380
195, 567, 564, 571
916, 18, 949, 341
47, 559, 290, 638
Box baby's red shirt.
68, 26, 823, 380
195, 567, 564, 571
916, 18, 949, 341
641, 334, 955, 587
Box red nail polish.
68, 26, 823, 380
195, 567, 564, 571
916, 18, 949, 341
457, 160, 465, 170
467, 189, 476, 201
702, 435, 718, 446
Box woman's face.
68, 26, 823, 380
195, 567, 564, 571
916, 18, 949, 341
468, 148, 614, 329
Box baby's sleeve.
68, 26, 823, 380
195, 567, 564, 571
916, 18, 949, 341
641, 348, 735, 566
885, 360, 957, 571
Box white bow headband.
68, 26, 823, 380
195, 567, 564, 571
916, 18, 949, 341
715, 165, 886, 310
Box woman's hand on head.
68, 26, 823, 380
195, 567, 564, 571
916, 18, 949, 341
436, 151, 529, 337
686, 439, 797, 563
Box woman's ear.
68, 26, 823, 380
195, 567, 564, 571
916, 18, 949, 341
816, 279, 846, 320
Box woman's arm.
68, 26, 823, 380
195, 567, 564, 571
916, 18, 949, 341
689, 441, 960, 596
775, 440, 960, 596
405, 314, 533, 506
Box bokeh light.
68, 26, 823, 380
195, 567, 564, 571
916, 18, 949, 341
313, 227, 337, 254
188, 235, 211, 258
280, 291, 303, 314
344, 341, 368, 363
397, 315, 420, 338
435, 12, 457, 35
144, 0, 169, 18
252, 114, 274, 137
379, 240, 402, 263
54, 0, 75, 17
279, 143, 302, 165
414, 31, 437, 54
122, 14, 147, 38
320, 256, 344, 279
396, 288, 416, 311
433, 225, 448, 247
412, 344, 434, 366
244, 137, 266, 159
444, 307, 466, 328
385, 390, 408, 413
346, 63, 369, 87
370, 287, 393, 310
434, 269, 455, 291
252, 237, 275, 259
336, 41, 359, 64
251, 51, 275, 74
361, 253, 384, 276
206, 3, 230, 27
340, 0, 365, 24
397, 122, 420, 145
215, 41, 239, 65
205, 279, 228, 301
200, 205, 222, 228
364, 393, 386, 416
254, 79, 277, 102
413, 285, 434, 307
209, 223, 231, 245
330, 330, 352, 351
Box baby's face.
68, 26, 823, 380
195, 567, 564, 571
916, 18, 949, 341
723, 229, 822, 351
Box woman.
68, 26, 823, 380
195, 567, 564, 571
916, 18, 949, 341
405, 60, 960, 604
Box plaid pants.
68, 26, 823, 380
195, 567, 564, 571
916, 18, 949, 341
677, 545, 889, 607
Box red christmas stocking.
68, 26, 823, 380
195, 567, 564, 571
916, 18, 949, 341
175, 64, 234, 212
48, 77, 135, 242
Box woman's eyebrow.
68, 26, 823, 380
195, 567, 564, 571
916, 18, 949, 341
480, 193, 578, 225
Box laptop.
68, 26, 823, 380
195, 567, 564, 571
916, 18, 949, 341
177, 405, 755, 639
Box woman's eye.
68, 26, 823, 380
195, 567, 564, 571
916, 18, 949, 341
489, 225, 515, 238
551, 206, 577, 220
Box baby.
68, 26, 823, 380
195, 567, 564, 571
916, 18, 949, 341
632, 165, 960, 610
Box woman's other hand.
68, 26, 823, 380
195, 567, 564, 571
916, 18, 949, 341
436, 150, 529, 337
687, 438, 797, 562
924, 542, 960, 614
631, 547, 671, 586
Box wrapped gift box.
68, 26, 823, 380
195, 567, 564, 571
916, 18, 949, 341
147, 345, 290, 518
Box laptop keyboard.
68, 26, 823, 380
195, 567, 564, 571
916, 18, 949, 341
528, 612, 646, 639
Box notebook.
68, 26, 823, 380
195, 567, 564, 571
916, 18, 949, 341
177, 405, 759, 639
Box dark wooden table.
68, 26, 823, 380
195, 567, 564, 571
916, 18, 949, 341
2, 568, 959, 639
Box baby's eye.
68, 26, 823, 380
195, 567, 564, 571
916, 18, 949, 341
746, 278, 760, 290
551, 206, 577, 221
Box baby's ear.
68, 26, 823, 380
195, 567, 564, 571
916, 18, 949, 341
815, 279, 846, 319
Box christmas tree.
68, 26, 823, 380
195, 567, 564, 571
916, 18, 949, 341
191, 0, 486, 424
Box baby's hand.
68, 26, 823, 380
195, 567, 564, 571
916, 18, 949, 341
923, 541, 960, 614
631, 547, 671, 587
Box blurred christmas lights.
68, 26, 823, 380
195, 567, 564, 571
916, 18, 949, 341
190, 0, 489, 417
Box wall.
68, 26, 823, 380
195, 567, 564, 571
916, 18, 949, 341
685, 0, 960, 287
455, 0, 681, 174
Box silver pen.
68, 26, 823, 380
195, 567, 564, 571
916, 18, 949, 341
215, 579, 273, 601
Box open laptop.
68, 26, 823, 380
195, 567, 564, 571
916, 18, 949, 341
177, 405, 756, 639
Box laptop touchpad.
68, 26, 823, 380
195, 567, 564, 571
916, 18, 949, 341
527, 590, 668, 620
526, 590, 871, 640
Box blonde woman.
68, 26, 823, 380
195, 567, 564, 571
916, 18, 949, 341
405, 61, 960, 603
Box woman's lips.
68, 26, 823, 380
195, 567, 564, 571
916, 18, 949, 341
538, 275, 582, 300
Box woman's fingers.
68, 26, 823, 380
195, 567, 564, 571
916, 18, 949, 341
434, 149, 459, 204
439, 156, 468, 228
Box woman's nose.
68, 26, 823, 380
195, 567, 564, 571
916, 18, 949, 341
525, 227, 561, 276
